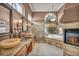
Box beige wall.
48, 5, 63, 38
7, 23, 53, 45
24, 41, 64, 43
60, 4, 79, 29
32, 12, 57, 22
61, 3, 79, 23
32, 12, 47, 21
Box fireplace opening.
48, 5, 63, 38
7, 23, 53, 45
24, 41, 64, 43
64, 29, 79, 46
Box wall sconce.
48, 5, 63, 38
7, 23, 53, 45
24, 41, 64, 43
26, 23, 27, 26
26, 23, 30, 26
19, 20, 22, 23
28, 23, 30, 26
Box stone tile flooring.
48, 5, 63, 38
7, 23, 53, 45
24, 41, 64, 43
28, 43, 63, 56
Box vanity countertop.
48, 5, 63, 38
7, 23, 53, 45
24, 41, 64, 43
45, 34, 64, 40
0, 38, 32, 56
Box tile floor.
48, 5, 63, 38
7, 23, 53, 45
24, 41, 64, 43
28, 43, 63, 56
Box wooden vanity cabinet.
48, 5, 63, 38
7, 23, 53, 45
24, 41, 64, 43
15, 42, 32, 56
27, 42, 32, 54
15, 45, 27, 56
32, 38, 35, 47
15, 39, 35, 56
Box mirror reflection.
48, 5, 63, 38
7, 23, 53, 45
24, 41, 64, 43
45, 13, 58, 34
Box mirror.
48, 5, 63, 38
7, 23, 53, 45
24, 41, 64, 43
44, 13, 58, 34
22, 18, 28, 32
22, 18, 31, 32
45, 13, 56, 22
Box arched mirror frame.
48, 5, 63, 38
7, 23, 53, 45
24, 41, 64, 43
44, 12, 58, 34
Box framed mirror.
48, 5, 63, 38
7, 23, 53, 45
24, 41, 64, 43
22, 18, 28, 32
0, 4, 10, 34
44, 13, 58, 34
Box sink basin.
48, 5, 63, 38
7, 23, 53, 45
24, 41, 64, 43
21, 32, 33, 38
0, 38, 21, 48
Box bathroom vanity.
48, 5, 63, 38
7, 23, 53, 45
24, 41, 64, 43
0, 37, 35, 56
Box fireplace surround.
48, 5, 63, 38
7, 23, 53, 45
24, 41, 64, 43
64, 29, 79, 46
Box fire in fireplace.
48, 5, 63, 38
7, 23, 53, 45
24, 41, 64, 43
64, 29, 79, 46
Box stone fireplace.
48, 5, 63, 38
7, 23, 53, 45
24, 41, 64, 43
64, 29, 79, 46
